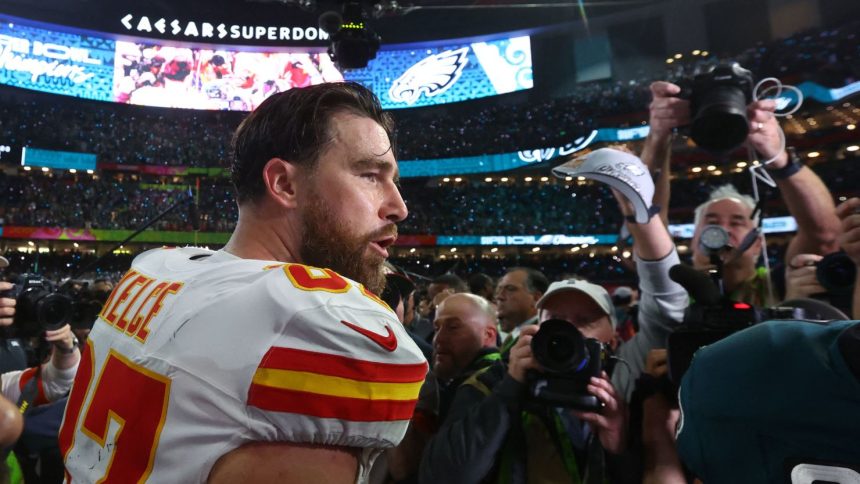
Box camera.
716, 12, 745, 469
1, 274, 103, 335
667, 300, 802, 384
816, 251, 856, 294
666, 264, 804, 383
680, 63, 755, 153
528, 319, 610, 411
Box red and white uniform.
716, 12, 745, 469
60, 247, 427, 483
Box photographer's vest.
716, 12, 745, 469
463, 366, 607, 484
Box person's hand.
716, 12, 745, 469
507, 324, 540, 383
45, 324, 77, 352
784, 253, 826, 299
645, 349, 669, 379
0, 282, 15, 327
648, 82, 690, 140
746, 99, 788, 166
837, 198, 860, 266
572, 371, 628, 454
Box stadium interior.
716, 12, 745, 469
1, 0, 858, 285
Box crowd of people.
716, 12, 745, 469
0, 14, 857, 484
0, 20, 857, 168
1, 153, 858, 236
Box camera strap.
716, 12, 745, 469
583, 433, 606, 484
17, 366, 43, 416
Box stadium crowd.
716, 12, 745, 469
0, 14, 857, 484
1, 154, 857, 235
0, 20, 857, 166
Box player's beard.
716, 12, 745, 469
299, 188, 394, 295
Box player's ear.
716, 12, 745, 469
262, 157, 302, 209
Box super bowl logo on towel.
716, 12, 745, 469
388, 47, 469, 106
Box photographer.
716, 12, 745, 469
0, 287, 80, 483
643, 80, 841, 303
419, 205, 686, 483
1, 323, 79, 403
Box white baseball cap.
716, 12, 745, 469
536, 278, 617, 328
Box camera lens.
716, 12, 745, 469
691, 87, 750, 152
816, 252, 857, 294
547, 335, 575, 362
35, 293, 73, 331
688, 63, 755, 153
531, 319, 589, 373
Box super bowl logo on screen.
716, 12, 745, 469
0, 19, 114, 101
388, 47, 469, 106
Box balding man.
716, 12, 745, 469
432, 294, 499, 387
387, 293, 498, 482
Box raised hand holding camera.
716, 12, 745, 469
647, 81, 690, 140
785, 253, 827, 300
527, 319, 609, 412
506, 324, 540, 384
44, 324, 78, 356
571, 371, 628, 455
0, 281, 16, 327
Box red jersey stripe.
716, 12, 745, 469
258, 347, 427, 384
247, 384, 418, 422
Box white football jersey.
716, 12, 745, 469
60, 247, 427, 483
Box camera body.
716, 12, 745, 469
666, 264, 809, 383
1, 274, 102, 335
667, 301, 802, 384
528, 319, 610, 411
679, 63, 755, 153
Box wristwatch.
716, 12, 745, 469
765, 147, 803, 179
55, 336, 80, 354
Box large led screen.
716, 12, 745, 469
0, 19, 115, 101
0, 14, 533, 110
113, 42, 343, 110
348, 36, 533, 109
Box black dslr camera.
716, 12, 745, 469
666, 265, 802, 384
679, 63, 755, 153
528, 319, 610, 411
1, 274, 102, 335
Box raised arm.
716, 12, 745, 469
639, 81, 690, 225
751, 100, 841, 261
836, 198, 860, 319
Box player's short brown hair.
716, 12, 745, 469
230, 81, 396, 203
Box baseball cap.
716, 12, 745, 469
536, 278, 617, 328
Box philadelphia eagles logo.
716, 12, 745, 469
388, 47, 469, 105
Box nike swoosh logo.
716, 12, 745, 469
340, 320, 398, 352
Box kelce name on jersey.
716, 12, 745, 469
97, 269, 183, 343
